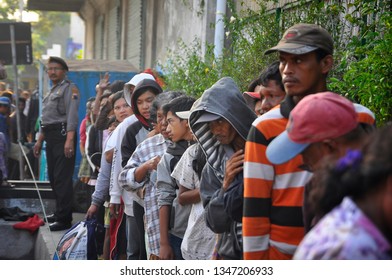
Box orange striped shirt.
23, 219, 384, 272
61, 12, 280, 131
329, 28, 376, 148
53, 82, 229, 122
243, 104, 311, 260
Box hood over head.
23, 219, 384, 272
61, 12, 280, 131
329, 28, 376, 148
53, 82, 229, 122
189, 77, 256, 179
124, 73, 155, 106
131, 79, 163, 129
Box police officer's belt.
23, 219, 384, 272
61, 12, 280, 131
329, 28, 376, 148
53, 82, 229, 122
41, 123, 66, 131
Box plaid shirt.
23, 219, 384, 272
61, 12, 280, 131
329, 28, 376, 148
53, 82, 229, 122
119, 134, 170, 256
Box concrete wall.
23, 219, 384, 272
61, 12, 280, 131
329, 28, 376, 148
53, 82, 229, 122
145, 0, 216, 68
80, 0, 217, 71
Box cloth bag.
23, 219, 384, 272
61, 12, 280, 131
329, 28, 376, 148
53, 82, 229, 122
53, 218, 99, 260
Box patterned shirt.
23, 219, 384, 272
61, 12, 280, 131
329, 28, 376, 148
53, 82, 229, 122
171, 144, 215, 260
118, 133, 170, 256
294, 197, 391, 260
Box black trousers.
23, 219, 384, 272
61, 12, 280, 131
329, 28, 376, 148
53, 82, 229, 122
133, 202, 147, 260
44, 128, 76, 223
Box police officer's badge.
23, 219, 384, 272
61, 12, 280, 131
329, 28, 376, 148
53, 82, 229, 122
72, 87, 79, 100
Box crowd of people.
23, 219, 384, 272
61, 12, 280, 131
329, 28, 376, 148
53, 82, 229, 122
0, 77, 40, 187
6, 22, 391, 261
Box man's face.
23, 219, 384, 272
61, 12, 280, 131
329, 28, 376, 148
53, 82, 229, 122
301, 142, 326, 172
258, 80, 286, 115
137, 90, 155, 120
166, 111, 188, 142
208, 117, 237, 145
157, 108, 169, 138
254, 100, 263, 116
126, 84, 135, 101
46, 62, 66, 84
278, 51, 330, 99
22, 91, 30, 99
0, 104, 9, 114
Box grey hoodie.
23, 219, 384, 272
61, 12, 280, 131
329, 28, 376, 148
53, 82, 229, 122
189, 77, 256, 259
189, 77, 256, 183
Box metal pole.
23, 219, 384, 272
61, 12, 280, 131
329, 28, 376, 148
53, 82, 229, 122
10, 23, 25, 180
214, 0, 227, 59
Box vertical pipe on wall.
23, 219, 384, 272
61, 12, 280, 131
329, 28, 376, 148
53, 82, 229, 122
214, 0, 227, 59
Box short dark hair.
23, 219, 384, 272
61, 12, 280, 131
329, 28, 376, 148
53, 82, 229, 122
247, 77, 261, 92
259, 61, 284, 92
111, 90, 124, 107
315, 48, 330, 62
150, 91, 184, 122
162, 95, 195, 119
99, 90, 112, 102
110, 80, 126, 94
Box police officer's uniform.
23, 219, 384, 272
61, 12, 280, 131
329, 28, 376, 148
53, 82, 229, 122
41, 79, 80, 224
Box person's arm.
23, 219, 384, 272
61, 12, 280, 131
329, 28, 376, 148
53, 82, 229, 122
79, 118, 87, 155
178, 185, 200, 206
108, 147, 122, 220
200, 165, 231, 233
64, 130, 76, 158
64, 84, 80, 158
158, 205, 174, 260
170, 145, 201, 206
135, 155, 160, 183
92, 72, 110, 121
120, 124, 139, 168
118, 147, 157, 192
105, 148, 113, 163
157, 154, 176, 260
86, 154, 111, 219
221, 149, 245, 222
33, 132, 44, 157
94, 102, 111, 130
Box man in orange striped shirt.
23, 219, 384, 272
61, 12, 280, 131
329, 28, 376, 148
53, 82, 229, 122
243, 24, 324, 259
242, 23, 375, 260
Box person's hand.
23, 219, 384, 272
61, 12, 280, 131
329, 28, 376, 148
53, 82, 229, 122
223, 149, 244, 191
145, 156, 161, 171
33, 141, 42, 158
147, 129, 157, 138
109, 203, 121, 219
64, 140, 74, 158
159, 243, 174, 260
98, 72, 110, 91
86, 204, 98, 219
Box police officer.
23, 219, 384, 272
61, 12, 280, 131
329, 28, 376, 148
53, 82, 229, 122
33, 56, 80, 231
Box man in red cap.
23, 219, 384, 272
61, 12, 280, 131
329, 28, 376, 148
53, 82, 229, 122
265, 92, 373, 232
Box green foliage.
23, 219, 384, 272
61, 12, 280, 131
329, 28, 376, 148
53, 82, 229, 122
0, 0, 19, 20
159, 40, 219, 97
30, 11, 70, 61
329, 11, 392, 124
160, 0, 392, 124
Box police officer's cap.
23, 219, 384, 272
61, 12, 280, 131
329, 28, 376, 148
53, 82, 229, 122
48, 56, 69, 71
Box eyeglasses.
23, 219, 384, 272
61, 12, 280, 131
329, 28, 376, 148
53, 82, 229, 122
46, 67, 64, 72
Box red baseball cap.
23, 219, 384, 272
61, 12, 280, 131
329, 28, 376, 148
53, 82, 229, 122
243, 91, 261, 100
266, 92, 357, 165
